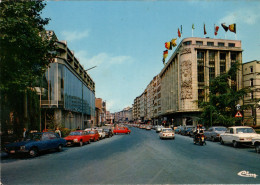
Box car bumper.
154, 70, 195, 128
160, 135, 175, 139
5, 149, 29, 154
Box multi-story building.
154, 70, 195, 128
152, 75, 162, 125
159, 37, 243, 126
139, 91, 147, 122
242, 60, 260, 126
95, 98, 106, 126
146, 80, 154, 123
106, 111, 114, 124
40, 31, 95, 130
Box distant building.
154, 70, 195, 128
242, 60, 260, 126
40, 31, 95, 130
95, 98, 106, 126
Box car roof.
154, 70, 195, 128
229, 126, 252, 128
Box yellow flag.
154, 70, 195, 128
171, 38, 177, 47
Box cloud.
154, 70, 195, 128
74, 50, 133, 69
60, 30, 89, 42
218, 5, 260, 25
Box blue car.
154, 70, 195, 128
4, 132, 66, 157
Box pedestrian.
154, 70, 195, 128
23, 128, 28, 139
76, 126, 80, 130
55, 127, 61, 138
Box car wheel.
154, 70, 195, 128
88, 140, 91, 144
79, 141, 83, 147
29, 147, 38, 157
255, 144, 260, 153
233, 141, 239, 148
57, 144, 63, 152
220, 138, 224, 145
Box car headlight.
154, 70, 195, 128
20, 146, 26, 150
73, 139, 78, 142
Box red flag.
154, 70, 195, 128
178, 28, 181, 38
204, 24, 207, 35
215, 25, 219, 36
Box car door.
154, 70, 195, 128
222, 128, 232, 143
41, 133, 51, 151
48, 132, 59, 149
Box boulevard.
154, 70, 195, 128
1, 127, 260, 184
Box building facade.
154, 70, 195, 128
242, 60, 260, 126
40, 31, 95, 130
159, 37, 243, 126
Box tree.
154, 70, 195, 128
199, 62, 249, 127
0, 1, 56, 140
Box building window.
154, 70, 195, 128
220, 53, 226, 74
218, 42, 225, 47
231, 52, 237, 64
228, 43, 235, 47
183, 41, 191, 46
209, 51, 215, 79
251, 91, 254, 100
198, 89, 204, 103
250, 78, 254, 87
197, 51, 205, 83
250, 66, 253, 73
207, 42, 214, 46
196, 41, 203, 45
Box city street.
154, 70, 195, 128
1, 127, 260, 184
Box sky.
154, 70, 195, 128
42, 0, 260, 113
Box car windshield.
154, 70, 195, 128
236, 128, 255, 134
26, 133, 42, 141
103, 129, 110, 132
162, 129, 172, 132
215, 127, 227, 131
87, 131, 95, 134
69, 132, 82, 136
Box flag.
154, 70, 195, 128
214, 25, 219, 36
171, 38, 177, 47
178, 28, 181, 38
192, 24, 195, 30
162, 58, 165, 64
163, 50, 168, 59
229, 23, 236, 33
181, 25, 183, 34
165, 42, 172, 50
204, 24, 207, 35
221, 23, 229, 32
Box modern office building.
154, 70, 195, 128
159, 37, 243, 126
40, 31, 95, 130
152, 75, 161, 125
242, 60, 260, 126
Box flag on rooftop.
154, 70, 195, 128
204, 23, 207, 35
215, 25, 219, 36
178, 28, 181, 38
221, 23, 229, 32
165, 42, 172, 50
192, 24, 195, 30
229, 23, 236, 33
171, 38, 177, 47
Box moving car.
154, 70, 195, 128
252, 136, 260, 153
64, 130, 91, 146
159, 128, 175, 140
113, 127, 131, 134
180, 126, 195, 136
4, 132, 66, 157
204, 126, 227, 141
85, 129, 99, 142
220, 126, 259, 148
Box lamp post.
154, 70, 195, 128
81, 66, 97, 129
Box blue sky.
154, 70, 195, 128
42, 0, 260, 113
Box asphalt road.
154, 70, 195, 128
1, 127, 260, 184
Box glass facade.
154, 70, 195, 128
42, 63, 95, 116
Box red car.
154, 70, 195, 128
113, 127, 131, 135
64, 130, 91, 146
85, 130, 99, 142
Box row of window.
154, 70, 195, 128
183, 41, 236, 47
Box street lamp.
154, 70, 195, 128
81, 66, 97, 129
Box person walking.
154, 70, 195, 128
23, 128, 28, 139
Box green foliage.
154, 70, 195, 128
199, 62, 248, 127
0, 1, 56, 141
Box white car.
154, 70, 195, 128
252, 137, 260, 153
96, 129, 106, 139
159, 128, 175, 140
220, 126, 259, 148
156, 126, 164, 133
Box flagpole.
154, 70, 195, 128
192, 29, 193, 37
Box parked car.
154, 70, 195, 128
159, 128, 175, 140
220, 126, 259, 148
4, 132, 66, 157
252, 136, 260, 153
156, 125, 164, 133
174, 126, 183, 134
64, 130, 91, 146
103, 128, 114, 138
204, 126, 227, 141
146, 125, 152, 130
85, 129, 99, 142
113, 127, 131, 134
95, 128, 106, 139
